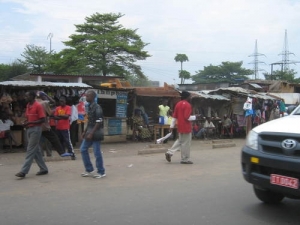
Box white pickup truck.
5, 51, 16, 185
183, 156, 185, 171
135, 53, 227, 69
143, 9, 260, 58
241, 106, 300, 204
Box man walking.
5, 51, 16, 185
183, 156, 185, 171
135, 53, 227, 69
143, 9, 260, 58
36, 91, 66, 157
15, 91, 48, 178
165, 91, 198, 164
80, 90, 106, 179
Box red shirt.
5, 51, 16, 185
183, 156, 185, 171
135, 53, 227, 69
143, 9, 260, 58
55, 105, 71, 130
173, 100, 192, 133
25, 101, 46, 127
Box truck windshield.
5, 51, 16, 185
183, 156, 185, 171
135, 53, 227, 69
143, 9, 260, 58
291, 105, 300, 115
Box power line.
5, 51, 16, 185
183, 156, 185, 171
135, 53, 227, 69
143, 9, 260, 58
248, 39, 266, 79
271, 29, 300, 74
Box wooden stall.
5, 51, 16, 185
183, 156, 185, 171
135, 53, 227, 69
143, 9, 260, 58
93, 88, 131, 143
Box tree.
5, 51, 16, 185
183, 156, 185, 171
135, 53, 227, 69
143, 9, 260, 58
125, 74, 151, 87
62, 12, 150, 77
192, 61, 252, 84
0, 63, 11, 81
174, 53, 189, 84
46, 49, 88, 74
0, 61, 28, 81
179, 70, 191, 84
263, 69, 297, 82
18, 44, 50, 73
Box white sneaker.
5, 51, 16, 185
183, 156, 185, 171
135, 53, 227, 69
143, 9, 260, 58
93, 173, 106, 179
81, 171, 97, 177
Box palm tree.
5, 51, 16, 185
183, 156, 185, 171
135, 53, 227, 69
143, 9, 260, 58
174, 54, 189, 84
179, 70, 191, 84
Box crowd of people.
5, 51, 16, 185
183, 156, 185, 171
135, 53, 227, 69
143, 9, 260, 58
0, 89, 105, 179
0, 88, 296, 179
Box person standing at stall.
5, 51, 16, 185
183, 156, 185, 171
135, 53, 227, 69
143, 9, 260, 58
53, 96, 76, 160
243, 97, 253, 136
15, 91, 48, 178
158, 99, 171, 122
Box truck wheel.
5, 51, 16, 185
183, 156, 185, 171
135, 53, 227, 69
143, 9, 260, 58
253, 185, 284, 204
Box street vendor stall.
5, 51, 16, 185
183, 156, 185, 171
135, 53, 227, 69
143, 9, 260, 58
0, 81, 92, 148
94, 88, 131, 143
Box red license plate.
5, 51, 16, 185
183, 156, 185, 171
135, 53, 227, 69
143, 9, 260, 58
270, 174, 299, 189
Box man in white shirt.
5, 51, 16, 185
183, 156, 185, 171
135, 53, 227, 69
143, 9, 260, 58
0, 112, 21, 147
195, 117, 215, 139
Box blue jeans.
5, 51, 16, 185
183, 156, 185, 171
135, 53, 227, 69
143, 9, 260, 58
80, 139, 105, 175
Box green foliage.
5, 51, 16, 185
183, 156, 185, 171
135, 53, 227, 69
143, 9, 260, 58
174, 54, 189, 68
46, 49, 88, 74
62, 12, 150, 77
18, 44, 50, 73
174, 53, 189, 84
0, 61, 28, 81
179, 70, 190, 84
192, 61, 252, 84
263, 69, 297, 83
125, 74, 151, 87
0, 64, 11, 81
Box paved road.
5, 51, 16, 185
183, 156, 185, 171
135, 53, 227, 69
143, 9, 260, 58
0, 139, 300, 225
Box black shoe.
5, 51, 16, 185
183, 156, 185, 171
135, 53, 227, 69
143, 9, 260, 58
180, 161, 193, 164
15, 172, 26, 178
165, 153, 172, 162
71, 155, 76, 160
36, 171, 48, 176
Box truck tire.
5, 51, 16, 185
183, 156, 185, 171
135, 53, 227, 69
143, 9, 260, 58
253, 185, 284, 204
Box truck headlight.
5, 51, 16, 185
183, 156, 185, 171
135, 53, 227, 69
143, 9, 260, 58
246, 130, 258, 150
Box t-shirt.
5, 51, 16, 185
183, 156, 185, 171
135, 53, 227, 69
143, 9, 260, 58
0, 119, 14, 131
25, 101, 45, 127
55, 105, 71, 130
204, 121, 215, 128
223, 118, 232, 127
172, 100, 192, 133
158, 105, 170, 117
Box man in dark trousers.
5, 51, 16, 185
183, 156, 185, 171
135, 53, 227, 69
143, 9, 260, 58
36, 91, 66, 157
53, 96, 76, 160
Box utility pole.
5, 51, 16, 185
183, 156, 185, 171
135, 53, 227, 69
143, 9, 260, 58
271, 29, 300, 79
279, 29, 294, 72
47, 33, 53, 53
248, 39, 266, 79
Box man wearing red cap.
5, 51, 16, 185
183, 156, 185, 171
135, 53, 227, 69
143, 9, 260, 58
165, 91, 199, 164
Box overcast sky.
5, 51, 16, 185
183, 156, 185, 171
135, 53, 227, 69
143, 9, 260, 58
1, 0, 300, 85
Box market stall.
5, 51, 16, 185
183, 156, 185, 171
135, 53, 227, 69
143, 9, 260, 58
93, 88, 131, 143
0, 81, 92, 148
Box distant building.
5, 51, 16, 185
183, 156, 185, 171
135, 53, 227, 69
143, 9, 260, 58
149, 80, 160, 87
178, 82, 230, 91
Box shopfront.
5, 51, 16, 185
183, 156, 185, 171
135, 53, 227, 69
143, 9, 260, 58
0, 81, 92, 148
94, 88, 130, 143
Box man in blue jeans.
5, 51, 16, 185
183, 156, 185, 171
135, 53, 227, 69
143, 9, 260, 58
80, 90, 106, 179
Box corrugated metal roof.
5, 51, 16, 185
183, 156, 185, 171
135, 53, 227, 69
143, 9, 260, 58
0, 81, 92, 88
248, 83, 262, 89
207, 87, 278, 100
248, 93, 278, 100
190, 91, 230, 101
208, 87, 255, 95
